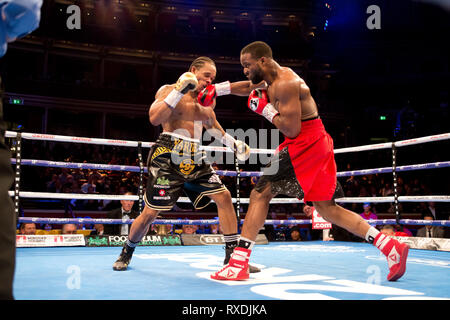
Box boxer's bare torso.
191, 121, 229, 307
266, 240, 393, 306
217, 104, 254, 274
267, 67, 319, 121
152, 84, 210, 139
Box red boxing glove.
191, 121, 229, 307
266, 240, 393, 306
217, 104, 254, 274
197, 85, 217, 107
248, 89, 279, 123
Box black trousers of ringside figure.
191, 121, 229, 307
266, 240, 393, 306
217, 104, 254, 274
0, 76, 15, 299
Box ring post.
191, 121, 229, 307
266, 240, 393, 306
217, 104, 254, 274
137, 141, 144, 213
391, 142, 401, 225
13, 132, 22, 222
234, 152, 241, 228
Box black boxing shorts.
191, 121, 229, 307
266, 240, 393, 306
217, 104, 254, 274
144, 132, 227, 211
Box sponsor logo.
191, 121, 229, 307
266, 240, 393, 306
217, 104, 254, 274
388, 247, 400, 268
86, 236, 109, 247
199, 234, 224, 245
16, 235, 85, 247
156, 177, 170, 185
107, 235, 181, 247
208, 174, 222, 184
107, 139, 128, 145
71, 137, 92, 142
249, 98, 258, 111
227, 269, 235, 278
153, 196, 170, 200
154, 184, 170, 189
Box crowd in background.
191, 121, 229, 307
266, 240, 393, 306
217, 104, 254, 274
13, 138, 450, 240
15, 139, 450, 215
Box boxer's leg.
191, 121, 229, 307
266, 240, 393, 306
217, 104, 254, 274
211, 183, 275, 280
312, 200, 369, 239
113, 205, 159, 271
208, 189, 237, 235
128, 205, 159, 243
313, 200, 409, 281
238, 183, 275, 244
208, 189, 261, 273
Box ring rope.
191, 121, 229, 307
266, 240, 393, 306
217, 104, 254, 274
5, 130, 449, 154
9, 158, 450, 177
8, 191, 450, 203
7, 130, 450, 231
17, 217, 450, 227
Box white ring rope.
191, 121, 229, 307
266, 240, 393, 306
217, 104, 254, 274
16, 217, 450, 227
5, 130, 449, 154
8, 191, 450, 203
7, 130, 450, 213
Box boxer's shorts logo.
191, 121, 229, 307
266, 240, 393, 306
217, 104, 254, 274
179, 158, 195, 175
208, 174, 221, 184
156, 177, 170, 186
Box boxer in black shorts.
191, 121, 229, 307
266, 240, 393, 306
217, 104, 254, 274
144, 132, 227, 212
113, 56, 264, 272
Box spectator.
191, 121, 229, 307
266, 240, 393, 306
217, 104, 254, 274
262, 212, 276, 241
82, 185, 100, 211
61, 224, 77, 234
46, 174, 61, 192
181, 225, 197, 234
380, 182, 394, 196
103, 192, 139, 235
81, 173, 97, 194
90, 224, 104, 236
421, 202, 447, 220
58, 168, 70, 186
395, 224, 413, 237
416, 214, 445, 238
19, 223, 37, 235
380, 225, 409, 237
209, 224, 220, 234
360, 203, 377, 221
289, 227, 302, 241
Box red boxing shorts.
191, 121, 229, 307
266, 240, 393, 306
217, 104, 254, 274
255, 118, 343, 203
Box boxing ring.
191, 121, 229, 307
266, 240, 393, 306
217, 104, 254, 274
5, 130, 450, 300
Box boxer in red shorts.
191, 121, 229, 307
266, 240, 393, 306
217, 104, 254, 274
211, 41, 409, 282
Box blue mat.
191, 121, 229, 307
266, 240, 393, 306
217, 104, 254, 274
13, 241, 450, 300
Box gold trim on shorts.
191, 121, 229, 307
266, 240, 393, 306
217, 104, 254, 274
192, 186, 228, 210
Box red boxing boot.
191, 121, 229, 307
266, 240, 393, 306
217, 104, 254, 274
373, 233, 410, 281
211, 247, 250, 281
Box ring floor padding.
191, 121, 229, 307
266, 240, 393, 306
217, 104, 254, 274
14, 241, 450, 300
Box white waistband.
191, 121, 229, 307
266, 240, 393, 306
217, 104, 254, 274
162, 131, 200, 143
